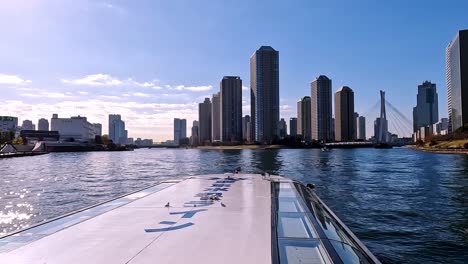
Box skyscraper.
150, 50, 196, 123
299, 96, 311, 141
357, 116, 366, 140
297, 99, 302, 137
211, 92, 221, 142
250, 46, 279, 144
311, 75, 333, 142
279, 118, 287, 139
242, 115, 251, 143
198, 98, 212, 145
38, 118, 49, 131
334, 86, 355, 142
413, 81, 439, 132
289, 117, 297, 138
353, 113, 359, 140
173, 118, 187, 144
446, 29, 468, 132
109, 114, 127, 144
221, 76, 243, 143
191, 120, 199, 146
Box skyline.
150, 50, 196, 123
1, 1, 468, 141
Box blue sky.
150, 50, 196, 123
1, 0, 467, 141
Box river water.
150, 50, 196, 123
1, 148, 467, 263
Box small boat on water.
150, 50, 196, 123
0, 172, 380, 263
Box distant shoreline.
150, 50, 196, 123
409, 146, 468, 155
194, 145, 289, 150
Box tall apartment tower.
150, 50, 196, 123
191, 120, 199, 146
311, 75, 333, 142
446, 29, 468, 132
279, 118, 287, 139
297, 96, 311, 141
211, 92, 221, 142
242, 115, 251, 142
250, 46, 279, 144
198, 98, 212, 145
334, 86, 355, 141
413, 81, 438, 132
297, 100, 303, 137
353, 113, 359, 140
289, 117, 297, 137
173, 118, 187, 144
38, 118, 49, 131
221, 76, 243, 143
357, 116, 366, 140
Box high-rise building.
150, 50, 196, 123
93, 123, 102, 136
334, 86, 355, 142
279, 118, 287, 139
38, 118, 49, 131
447, 29, 468, 132
21, 120, 35, 131
353, 113, 359, 140
297, 96, 311, 141
191, 120, 199, 146
357, 116, 366, 140
221, 76, 243, 143
242, 115, 251, 142
173, 118, 187, 144
198, 98, 212, 145
311, 75, 333, 142
413, 81, 439, 132
108, 114, 127, 144
51, 114, 95, 141
297, 100, 302, 137
211, 92, 221, 142
250, 46, 279, 144
0, 116, 18, 132
289, 117, 297, 137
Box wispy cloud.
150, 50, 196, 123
171, 85, 213, 92
61, 74, 123, 86
61, 74, 161, 89
132, 92, 151, 97
0, 74, 31, 85
242, 85, 249, 91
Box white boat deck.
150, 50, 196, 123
0, 174, 275, 264
0, 173, 380, 264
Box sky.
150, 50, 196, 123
1, 0, 467, 141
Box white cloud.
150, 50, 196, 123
242, 85, 249, 91
0, 74, 31, 85
20, 90, 72, 99
171, 85, 213, 92
61, 74, 123, 86
99, 95, 121, 100
132, 92, 151, 97
77, 91, 89, 95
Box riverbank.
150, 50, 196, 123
195, 145, 287, 150
410, 139, 468, 155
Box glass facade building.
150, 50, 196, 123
446, 29, 468, 132
311, 75, 333, 142
250, 46, 279, 144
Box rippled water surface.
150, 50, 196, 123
1, 148, 468, 263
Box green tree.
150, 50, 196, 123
12, 137, 24, 145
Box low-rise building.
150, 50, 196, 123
0, 116, 18, 132
50, 114, 95, 141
